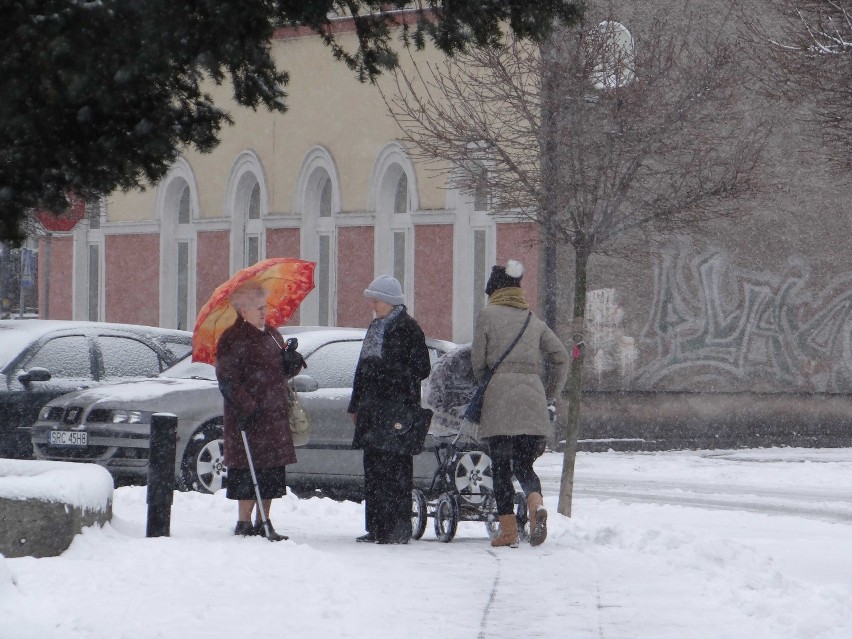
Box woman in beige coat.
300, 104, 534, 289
471, 260, 570, 548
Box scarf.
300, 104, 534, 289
488, 286, 529, 310
359, 305, 405, 360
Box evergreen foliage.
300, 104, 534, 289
0, 0, 581, 240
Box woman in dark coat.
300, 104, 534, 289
216, 281, 298, 541
348, 275, 431, 544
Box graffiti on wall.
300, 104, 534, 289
585, 288, 638, 386
630, 238, 852, 392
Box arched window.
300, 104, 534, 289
319, 177, 332, 218
178, 185, 191, 224
393, 173, 408, 214
157, 159, 198, 330
296, 147, 340, 327
370, 143, 418, 312
309, 169, 334, 324
226, 151, 268, 271
472, 161, 491, 211
248, 182, 261, 220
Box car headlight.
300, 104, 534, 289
111, 410, 150, 424
39, 406, 63, 421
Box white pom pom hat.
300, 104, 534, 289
485, 259, 524, 295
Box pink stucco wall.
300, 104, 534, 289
266, 228, 302, 325
414, 224, 453, 340
104, 234, 160, 326
266, 228, 300, 259
337, 226, 374, 329
497, 222, 539, 313
38, 235, 73, 319
196, 231, 231, 314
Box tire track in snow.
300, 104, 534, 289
477, 546, 610, 639
477, 549, 501, 639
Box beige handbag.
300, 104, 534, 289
288, 387, 311, 447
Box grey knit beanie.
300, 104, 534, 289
364, 275, 404, 305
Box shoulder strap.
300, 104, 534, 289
488, 311, 532, 376
268, 329, 284, 350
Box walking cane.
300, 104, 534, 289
240, 429, 285, 542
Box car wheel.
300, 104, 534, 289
179, 423, 227, 494
411, 489, 427, 540
433, 492, 459, 543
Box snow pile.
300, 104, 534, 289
0, 459, 113, 511
556, 508, 852, 638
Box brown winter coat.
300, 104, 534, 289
216, 316, 296, 470
471, 303, 570, 439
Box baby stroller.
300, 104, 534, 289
414, 345, 530, 543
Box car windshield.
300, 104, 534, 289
0, 320, 51, 370
0, 326, 40, 371
161, 356, 216, 380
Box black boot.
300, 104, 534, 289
255, 521, 288, 542
234, 521, 255, 536
356, 532, 376, 543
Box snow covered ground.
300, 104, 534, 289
2, 448, 851, 639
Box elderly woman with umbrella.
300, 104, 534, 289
194, 258, 314, 541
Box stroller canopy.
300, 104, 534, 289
423, 344, 478, 437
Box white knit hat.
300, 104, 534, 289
364, 275, 404, 305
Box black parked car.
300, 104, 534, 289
0, 320, 192, 459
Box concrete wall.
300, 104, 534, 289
575, 391, 852, 451
0, 461, 113, 558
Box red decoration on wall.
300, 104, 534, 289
36, 194, 86, 232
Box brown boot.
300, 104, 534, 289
528, 492, 547, 547
490, 514, 519, 548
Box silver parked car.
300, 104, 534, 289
1, 319, 192, 459
30, 327, 456, 497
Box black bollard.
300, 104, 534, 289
146, 413, 178, 537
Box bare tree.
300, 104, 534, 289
740, 0, 852, 169
383, 2, 770, 516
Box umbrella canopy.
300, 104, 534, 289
192, 258, 315, 364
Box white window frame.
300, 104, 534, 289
369, 142, 418, 312
449, 169, 496, 343
225, 150, 269, 272
71, 199, 105, 321
296, 146, 340, 326
157, 158, 199, 329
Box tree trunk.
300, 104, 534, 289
557, 240, 589, 517
538, 36, 560, 331
0, 241, 10, 318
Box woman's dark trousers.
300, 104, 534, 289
363, 448, 413, 542
486, 435, 546, 516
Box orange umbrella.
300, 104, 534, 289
192, 258, 316, 364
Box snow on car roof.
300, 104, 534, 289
0, 319, 191, 371
278, 327, 367, 352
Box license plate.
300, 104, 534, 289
49, 430, 88, 447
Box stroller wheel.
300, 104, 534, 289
484, 491, 530, 541
411, 489, 427, 540
434, 492, 459, 542
454, 450, 493, 506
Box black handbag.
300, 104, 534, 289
463, 312, 532, 423
360, 400, 434, 455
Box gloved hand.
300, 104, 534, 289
282, 346, 307, 378
547, 398, 557, 423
